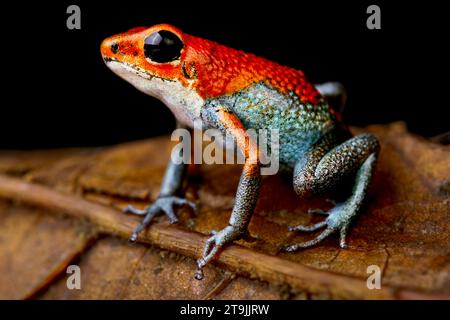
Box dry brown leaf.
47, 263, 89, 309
0, 122, 448, 299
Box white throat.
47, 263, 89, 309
106, 60, 204, 127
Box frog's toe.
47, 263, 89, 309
307, 208, 329, 216
307, 199, 337, 216
284, 201, 356, 252
171, 197, 198, 214
124, 205, 148, 216
288, 220, 326, 232
284, 227, 334, 252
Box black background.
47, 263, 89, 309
1, 1, 448, 149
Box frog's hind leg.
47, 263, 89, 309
285, 132, 379, 251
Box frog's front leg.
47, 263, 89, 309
195, 105, 261, 280
124, 124, 196, 242
285, 132, 379, 251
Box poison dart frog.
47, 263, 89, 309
101, 24, 380, 280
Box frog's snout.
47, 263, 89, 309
101, 27, 148, 62
101, 36, 142, 64
100, 36, 119, 61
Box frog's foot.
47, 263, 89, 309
284, 201, 356, 252
195, 225, 243, 280
124, 196, 196, 242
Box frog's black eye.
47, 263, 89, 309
144, 30, 183, 63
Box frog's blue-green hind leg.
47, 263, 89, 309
285, 132, 379, 251
124, 123, 196, 242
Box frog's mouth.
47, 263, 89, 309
103, 57, 173, 83
103, 58, 176, 103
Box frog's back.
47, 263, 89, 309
184, 34, 341, 168
187, 34, 323, 106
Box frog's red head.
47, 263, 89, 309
101, 24, 207, 125
101, 24, 322, 125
